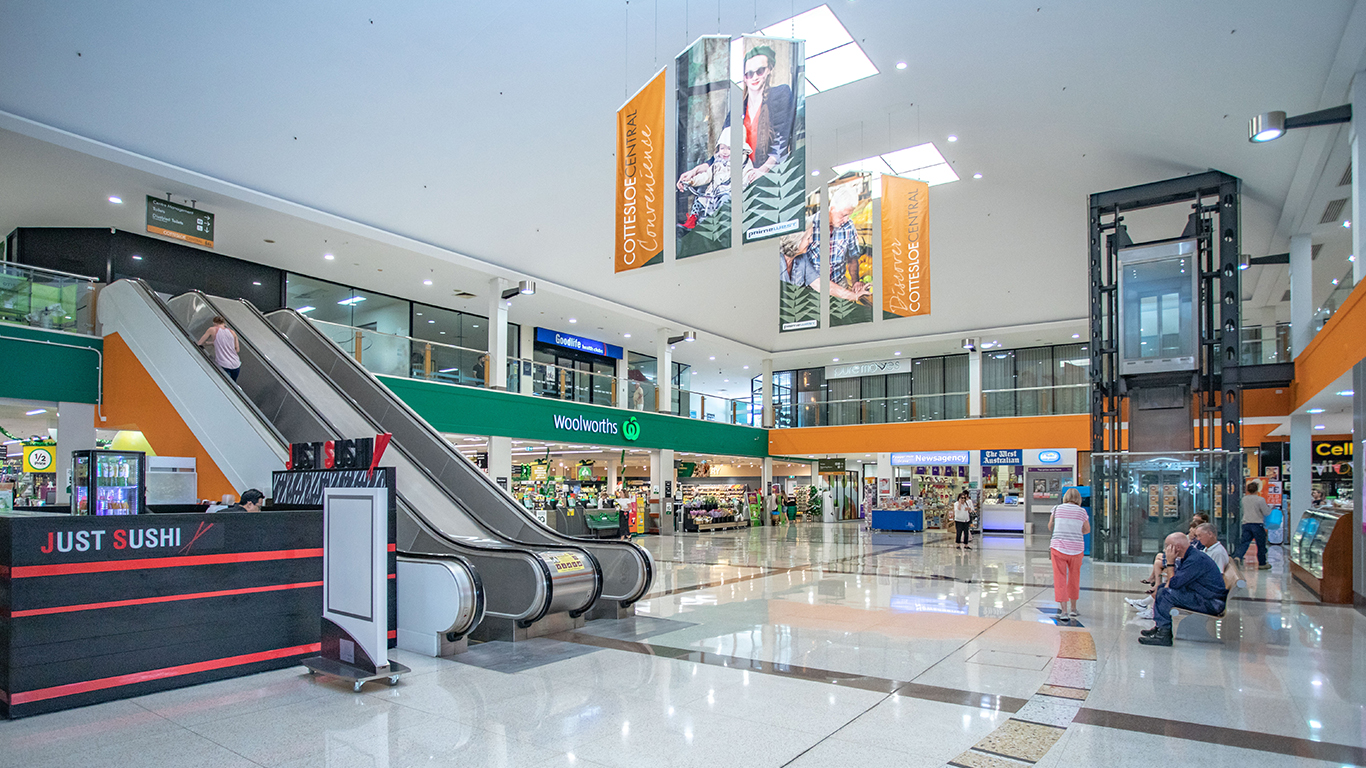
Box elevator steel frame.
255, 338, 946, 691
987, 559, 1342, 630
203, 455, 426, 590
1089, 171, 1242, 550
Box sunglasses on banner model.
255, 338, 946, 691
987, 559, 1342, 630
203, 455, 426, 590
744, 66, 769, 79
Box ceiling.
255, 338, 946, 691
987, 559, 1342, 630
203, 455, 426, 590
0, 1, 1361, 401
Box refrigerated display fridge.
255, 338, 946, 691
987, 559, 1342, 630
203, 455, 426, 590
72, 450, 146, 515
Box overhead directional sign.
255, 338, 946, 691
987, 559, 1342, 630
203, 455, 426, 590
146, 196, 215, 248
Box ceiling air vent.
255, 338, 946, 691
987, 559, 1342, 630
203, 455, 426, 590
1311, 243, 1323, 259
1320, 198, 1349, 224
452, 290, 476, 299
1281, 290, 1291, 302
1339, 163, 1352, 187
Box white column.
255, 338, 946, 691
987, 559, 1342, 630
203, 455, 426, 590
615, 358, 629, 408
488, 435, 512, 491
1289, 414, 1312, 539
55, 403, 96, 504
968, 348, 983, 417
1290, 234, 1314, 357
651, 449, 677, 538
1352, 71, 1365, 286
487, 278, 509, 390
607, 459, 619, 495
761, 358, 774, 428
656, 329, 674, 414
876, 452, 895, 504
761, 457, 773, 492
969, 451, 983, 490
1353, 360, 1365, 599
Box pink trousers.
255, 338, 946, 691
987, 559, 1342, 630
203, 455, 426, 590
1051, 549, 1083, 603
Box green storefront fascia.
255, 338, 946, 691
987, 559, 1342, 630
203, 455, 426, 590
0, 326, 101, 404
380, 375, 768, 458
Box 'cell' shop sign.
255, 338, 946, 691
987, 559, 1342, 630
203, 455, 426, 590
552, 413, 641, 441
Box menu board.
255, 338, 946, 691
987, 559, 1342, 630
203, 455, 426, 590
1162, 484, 1179, 517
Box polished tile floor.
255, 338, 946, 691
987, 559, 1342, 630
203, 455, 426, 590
3, 522, 1363, 767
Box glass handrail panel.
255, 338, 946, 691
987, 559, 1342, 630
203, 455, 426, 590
0, 262, 98, 335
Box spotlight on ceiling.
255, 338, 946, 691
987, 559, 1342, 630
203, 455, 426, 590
1248, 104, 1351, 143
501, 280, 536, 300
961, 337, 977, 351
668, 331, 697, 345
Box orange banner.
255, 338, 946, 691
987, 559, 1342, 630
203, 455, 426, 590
616, 69, 667, 272
881, 175, 930, 318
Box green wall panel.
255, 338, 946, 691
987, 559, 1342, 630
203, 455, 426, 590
0, 326, 101, 404
380, 375, 768, 458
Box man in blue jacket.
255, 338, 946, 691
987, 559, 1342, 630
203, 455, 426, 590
1139, 532, 1228, 647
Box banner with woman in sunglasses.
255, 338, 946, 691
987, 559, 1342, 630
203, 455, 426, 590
737, 36, 806, 244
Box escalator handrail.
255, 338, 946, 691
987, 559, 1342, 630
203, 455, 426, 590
226, 297, 603, 611
267, 307, 649, 603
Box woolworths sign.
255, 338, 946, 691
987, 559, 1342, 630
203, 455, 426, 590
552, 413, 641, 441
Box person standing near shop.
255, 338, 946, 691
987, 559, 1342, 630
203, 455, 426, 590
952, 491, 974, 551
197, 316, 241, 382
1048, 488, 1090, 621
1235, 481, 1273, 570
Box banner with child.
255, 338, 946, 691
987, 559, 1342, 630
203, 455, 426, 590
675, 36, 732, 259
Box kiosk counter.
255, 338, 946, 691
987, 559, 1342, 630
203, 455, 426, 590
0, 509, 334, 718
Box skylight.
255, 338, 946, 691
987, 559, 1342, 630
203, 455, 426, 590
731, 5, 878, 94
832, 141, 960, 190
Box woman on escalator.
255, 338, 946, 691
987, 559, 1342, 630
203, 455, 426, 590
197, 316, 241, 382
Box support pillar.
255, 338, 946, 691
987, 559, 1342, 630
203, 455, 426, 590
1289, 414, 1312, 539
55, 403, 96, 504
1354, 359, 1365, 602
876, 452, 894, 504
607, 458, 619, 496
761, 358, 774, 428
1352, 70, 1365, 286
487, 278, 509, 390
656, 329, 674, 414
968, 348, 983, 417
488, 435, 512, 491
1290, 234, 1314, 357
651, 449, 676, 539
615, 358, 628, 409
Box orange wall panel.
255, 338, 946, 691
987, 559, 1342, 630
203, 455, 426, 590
1242, 388, 1292, 418
1294, 279, 1366, 409
767, 414, 1089, 456
102, 333, 236, 501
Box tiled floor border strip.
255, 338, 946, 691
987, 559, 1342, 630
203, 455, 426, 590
1072, 707, 1366, 765
550, 629, 1030, 711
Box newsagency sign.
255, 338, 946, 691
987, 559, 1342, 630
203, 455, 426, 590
552, 413, 641, 441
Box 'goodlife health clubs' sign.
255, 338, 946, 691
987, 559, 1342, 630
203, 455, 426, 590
536, 328, 624, 360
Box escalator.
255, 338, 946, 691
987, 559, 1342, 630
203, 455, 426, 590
265, 308, 654, 615
98, 280, 598, 640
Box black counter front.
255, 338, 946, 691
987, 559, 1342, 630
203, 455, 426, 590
0, 510, 327, 718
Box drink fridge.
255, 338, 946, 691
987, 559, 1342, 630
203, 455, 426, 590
72, 450, 147, 515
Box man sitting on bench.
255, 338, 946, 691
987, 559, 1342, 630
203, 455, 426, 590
1139, 532, 1229, 647
1127, 523, 1230, 619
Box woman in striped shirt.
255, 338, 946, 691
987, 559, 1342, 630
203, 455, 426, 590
1048, 488, 1091, 621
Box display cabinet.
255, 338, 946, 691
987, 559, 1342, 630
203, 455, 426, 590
1288, 506, 1355, 604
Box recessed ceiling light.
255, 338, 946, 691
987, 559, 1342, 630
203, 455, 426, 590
893, 351, 901, 356
428, 320, 435, 324
835, 142, 959, 187
709, 356, 715, 360
423, 279, 433, 286
743, 365, 749, 369
26, 409, 47, 415
896, 62, 907, 70
624, 333, 631, 338
439, 331, 446, 334
735, 5, 878, 93
1337, 390, 1354, 396
296, 305, 316, 314
569, 318, 577, 323
1072, 334, 1081, 339
1344, 220, 1352, 229
833, 357, 840, 362
811, 170, 820, 176
472, 324, 479, 328
946, 135, 957, 142
108, 196, 123, 204
131, 255, 143, 261
973, 173, 983, 179
724, 379, 729, 383
1307, 408, 1325, 414
252, 281, 261, 286
1315, 425, 1326, 430
324, 253, 335, 260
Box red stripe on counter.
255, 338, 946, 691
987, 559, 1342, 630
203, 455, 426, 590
9, 642, 322, 705
0, 688, 8, 704
11, 581, 324, 618
0, 564, 9, 578
12, 548, 324, 578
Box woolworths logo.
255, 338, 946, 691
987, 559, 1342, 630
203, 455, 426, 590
550, 413, 641, 442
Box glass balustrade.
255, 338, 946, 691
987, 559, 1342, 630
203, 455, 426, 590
1238, 323, 1291, 365
0, 262, 98, 335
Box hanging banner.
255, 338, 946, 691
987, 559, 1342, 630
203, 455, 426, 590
675, 36, 732, 259
827, 173, 874, 327
738, 36, 806, 243
882, 175, 930, 319
616, 68, 667, 273
778, 188, 820, 332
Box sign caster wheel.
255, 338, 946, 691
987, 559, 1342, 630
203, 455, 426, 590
387, 676, 400, 686
353, 681, 365, 692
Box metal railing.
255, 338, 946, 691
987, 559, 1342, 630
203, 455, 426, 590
306, 319, 754, 424
0, 262, 98, 335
